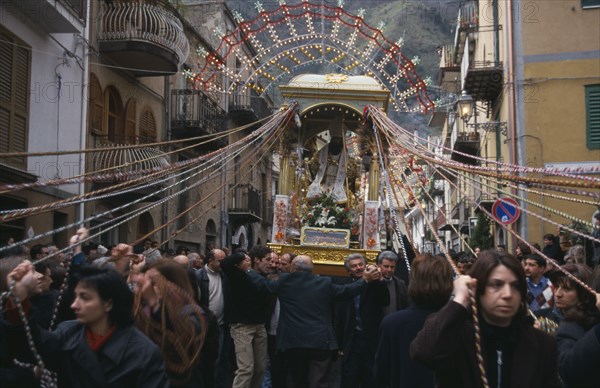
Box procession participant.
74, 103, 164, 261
592, 211, 600, 266
134, 259, 209, 387
550, 264, 600, 388
376, 250, 408, 316
197, 248, 232, 388
515, 241, 532, 263
335, 253, 389, 388
374, 254, 453, 388
188, 252, 204, 271
523, 254, 554, 312
411, 250, 560, 388
1, 254, 46, 387
543, 233, 564, 265
220, 246, 272, 388
6, 262, 169, 387
242, 254, 381, 388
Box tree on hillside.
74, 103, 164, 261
469, 212, 493, 250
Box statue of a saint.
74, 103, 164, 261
307, 137, 348, 202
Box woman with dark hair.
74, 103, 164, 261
515, 241, 532, 262
374, 254, 453, 388
552, 263, 599, 388
1, 254, 46, 387
411, 250, 560, 388
134, 259, 208, 387
6, 261, 169, 387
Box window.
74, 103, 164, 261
89, 74, 103, 134
124, 99, 137, 142
0, 28, 30, 169
139, 108, 157, 143
582, 0, 600, 8
104, 86, 122, 142
586, 84, 600, 149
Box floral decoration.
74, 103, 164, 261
302, 191, 355, 229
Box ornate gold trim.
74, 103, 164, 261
268, 243, 378, 265
324, 73, 349, 83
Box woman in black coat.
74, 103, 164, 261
374, 254, 453, 388
411, 251, 560, 388
6, 261, 169, 388
552, 264, 600, 388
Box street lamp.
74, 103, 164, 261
455, 90, 474, 123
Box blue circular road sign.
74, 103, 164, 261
491, 198, 520, 225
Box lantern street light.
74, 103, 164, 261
455, 90, 474, 123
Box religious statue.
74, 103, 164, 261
307, 136, 348, 202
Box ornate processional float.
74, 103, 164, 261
268, 73, 401, 276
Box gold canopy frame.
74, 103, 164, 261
268, 243, 379, 277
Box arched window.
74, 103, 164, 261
124, 98, 137, 142
139, 108, 157, 143
104, 86, 123, 142
206, 219, 217, 252
88, 73, 103, 134
137, 212, 154, 239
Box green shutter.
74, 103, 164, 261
586, 84, 600, 149
582, 0, 600, 8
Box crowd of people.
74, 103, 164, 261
0, 217, 599, 387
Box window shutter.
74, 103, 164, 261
124, 99, 137, 141
0, 28, 30, 169
586, 84, 600, 149
89, 74, 104, 134
139, 109, 156, 142
0, 32, 13, 104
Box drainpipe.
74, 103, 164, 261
507, 0, 520, 243
78, 0, 92, 225
162, 76, 170, 246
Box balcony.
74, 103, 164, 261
475, 192, 496, 214
228, 184, 262, 224
229, 93, 273, 125
453, 1, 478, 64
3, 0, 85, 33
171, 89, 227, 148
435, 205, 447, 230
438, 44, 460, 93
452, 131, 480, 165
464, 61, 504, 103
98, 1, 189, 76
89, 135, 170, 202
262, 201, 274, 227
430, 179, 445, 197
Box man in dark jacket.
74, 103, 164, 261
242, 255, 381, 388
196, 248, 231, 388
221, 246, 272, 388
543, 233, 564, 265
335, 253, 389, 388
376, 251, 408, 316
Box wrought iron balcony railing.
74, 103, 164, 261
90, 135, 170, 182
229, 93, 273, 123
228, 184, 262, 223
171, 89, 227, 140
99, 1, 189, 75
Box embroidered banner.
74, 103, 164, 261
271, 195, 289, 244
363, 200, 380, 250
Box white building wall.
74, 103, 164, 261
0, 3, 85, 194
